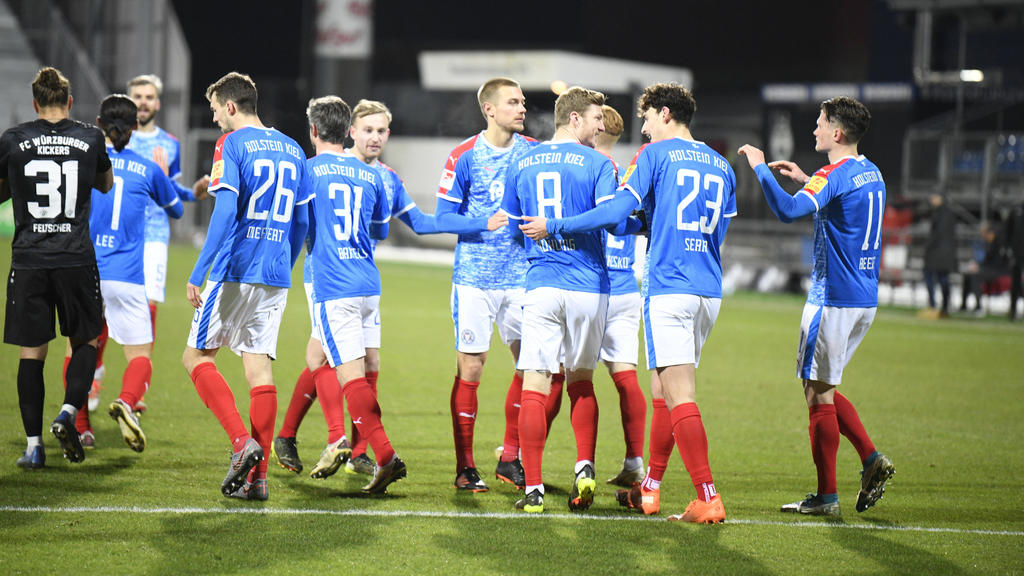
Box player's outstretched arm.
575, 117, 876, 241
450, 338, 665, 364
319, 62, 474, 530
544, 191, 638, 236
434, 197, 490, 233
768, 160, 810, 184
738, 144, 816, 223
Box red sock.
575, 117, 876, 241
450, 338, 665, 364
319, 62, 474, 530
545, 372, 565, 433
501, 372, 523, 461
313, 366, 346, 444
670, 402, 715, 501
834, 392, 876, 462
612, 370, 646, 459
647, 398, 673, 483
450, 376, 479, 471
809, 403, 840, 496
190, 362, 249, 451
344, 377, 394, 466
117, 357, 152, 407
279, 368, 316, 438
352, 371, 379, 455
567, 380, 598, 464
75, 406, 91, 434
249, 385, 276, 478
148, 302, 158, 342
519, 389, 547, 488
95, 323, 108, 374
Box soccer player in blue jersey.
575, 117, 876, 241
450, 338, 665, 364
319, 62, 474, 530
73, 94, 183, 453
434, 77, 537, 492
593, 105, 648, 488
181, 72, 311, 501
303, 95, 406, 494
86, 75, 209, 416
274, 99, 484, 478
524, 83, 736, 523
502, 85, 627, 513
739, 96, 895, 516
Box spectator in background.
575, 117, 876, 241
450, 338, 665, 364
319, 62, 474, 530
919, 194, 956, 319
960, 221, 1009, 317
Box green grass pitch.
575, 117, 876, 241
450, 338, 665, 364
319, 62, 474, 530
1, 241, 1023, 575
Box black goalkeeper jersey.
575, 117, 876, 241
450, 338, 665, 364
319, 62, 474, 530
0, 118, 111, 269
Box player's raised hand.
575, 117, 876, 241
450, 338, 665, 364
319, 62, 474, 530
487, 210, 508, 231
520, 215, 549, 240
193, 175, 211, 200
186, 282, 204, 309
152, 146, 170, 175
737, 144, 766, 169
768, 160, 810, 184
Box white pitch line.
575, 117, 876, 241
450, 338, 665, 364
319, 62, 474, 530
1, 505, 1021, 537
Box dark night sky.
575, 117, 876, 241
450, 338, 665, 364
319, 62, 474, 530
172, 1, 911, 105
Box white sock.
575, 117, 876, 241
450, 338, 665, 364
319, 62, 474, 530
624, 456, 643, 471
526, 484, 545, 495
60, 403, 77, 418
26, 436, 42, 449
574, 460, 594, 475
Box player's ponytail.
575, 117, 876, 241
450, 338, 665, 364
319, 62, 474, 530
98, 94, 138, 151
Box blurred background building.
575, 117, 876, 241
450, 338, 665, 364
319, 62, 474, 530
2, 0, 1023, 310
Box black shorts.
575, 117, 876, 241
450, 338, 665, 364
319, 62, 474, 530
4, 265, 104, 347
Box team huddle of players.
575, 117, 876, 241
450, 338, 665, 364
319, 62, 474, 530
2, 67, 895, 522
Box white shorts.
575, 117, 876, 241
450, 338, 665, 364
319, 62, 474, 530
304, 282, 319, 341
143, 241, 168, 303
187, 281, 288, 358
643, 293, 721, 370
100, 280, 152, 346
451, 284, 525, 353
518, 287, 608, 373
796, 303, 876, 385
600, 292, 641, 365
316, 295, 381, 367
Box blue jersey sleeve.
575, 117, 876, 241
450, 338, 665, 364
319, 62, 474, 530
289, 200, 309, 268
548, 188, 640, 235
754, 163, 817, 223
370, 180, 390, 241
189, 189, 237, 286
434, 154, 490, 233
389, 178, 436, 234
501, 167, 525, 244
209, 133, 239, 196
150, 166, 183, 219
